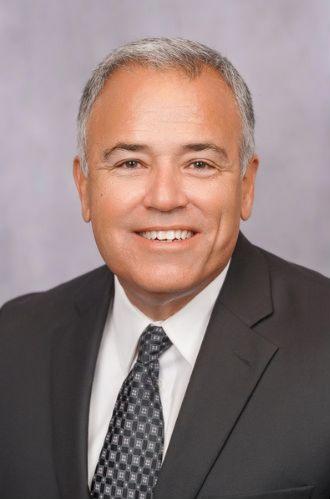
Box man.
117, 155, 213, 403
0, 37, 329, 499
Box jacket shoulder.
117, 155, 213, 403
0, 265, 110, 326
257, 245, 330, 311
259, 245, 329, 286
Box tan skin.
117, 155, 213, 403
74, 65, 258, 320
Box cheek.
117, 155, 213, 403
203, 183, 242, 257
88, 178, 125, 222
88, 193, 121, 247
199, 180, 241, 225
212, 185, 242, 256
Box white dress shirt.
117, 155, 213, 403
88, 262, 230, 485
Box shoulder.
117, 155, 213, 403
258, 244, 329, 289
255, 243, 330, 316
0, 265, 110, 329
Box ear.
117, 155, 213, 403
240, 155, 259, 221
73, 156, 91, 222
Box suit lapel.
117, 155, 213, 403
51, 267, 114, 499
154, 232, 279, 499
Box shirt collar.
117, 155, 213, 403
111, 261, 230, 370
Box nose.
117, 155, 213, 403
143, 165, 188, 212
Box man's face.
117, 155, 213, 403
74, 65, 258, 309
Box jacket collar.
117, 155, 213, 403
51, 266, 113, 499
219, 231, 273, 326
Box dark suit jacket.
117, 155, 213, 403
1, 232, 330, 499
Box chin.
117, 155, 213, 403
127, 268, 199, 296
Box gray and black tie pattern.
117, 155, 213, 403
90, 324, 172, 499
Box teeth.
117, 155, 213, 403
139, 230, 194, 241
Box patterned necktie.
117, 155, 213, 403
90, 324, 172, 499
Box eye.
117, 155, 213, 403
119, 160, 140, 169
190, 161, 213, 170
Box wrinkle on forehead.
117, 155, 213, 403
129, 104, 204, 128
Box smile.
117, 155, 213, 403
138, 229, 195, 242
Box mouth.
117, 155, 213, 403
135, 228, 197, 247
136, 229, 196, 242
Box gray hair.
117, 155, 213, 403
77, 37, 255, 176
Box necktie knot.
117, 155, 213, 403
137, 324, 172, 365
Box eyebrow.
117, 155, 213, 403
181, 143, 228, 161
102, 142, 229, 162
102, 143, 145, 162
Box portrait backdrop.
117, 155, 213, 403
1, 0, 329, 304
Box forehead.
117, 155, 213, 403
86, 64, 242, 149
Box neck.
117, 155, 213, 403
117, 273, 221, 321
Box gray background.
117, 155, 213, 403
1, 0, 329, 305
